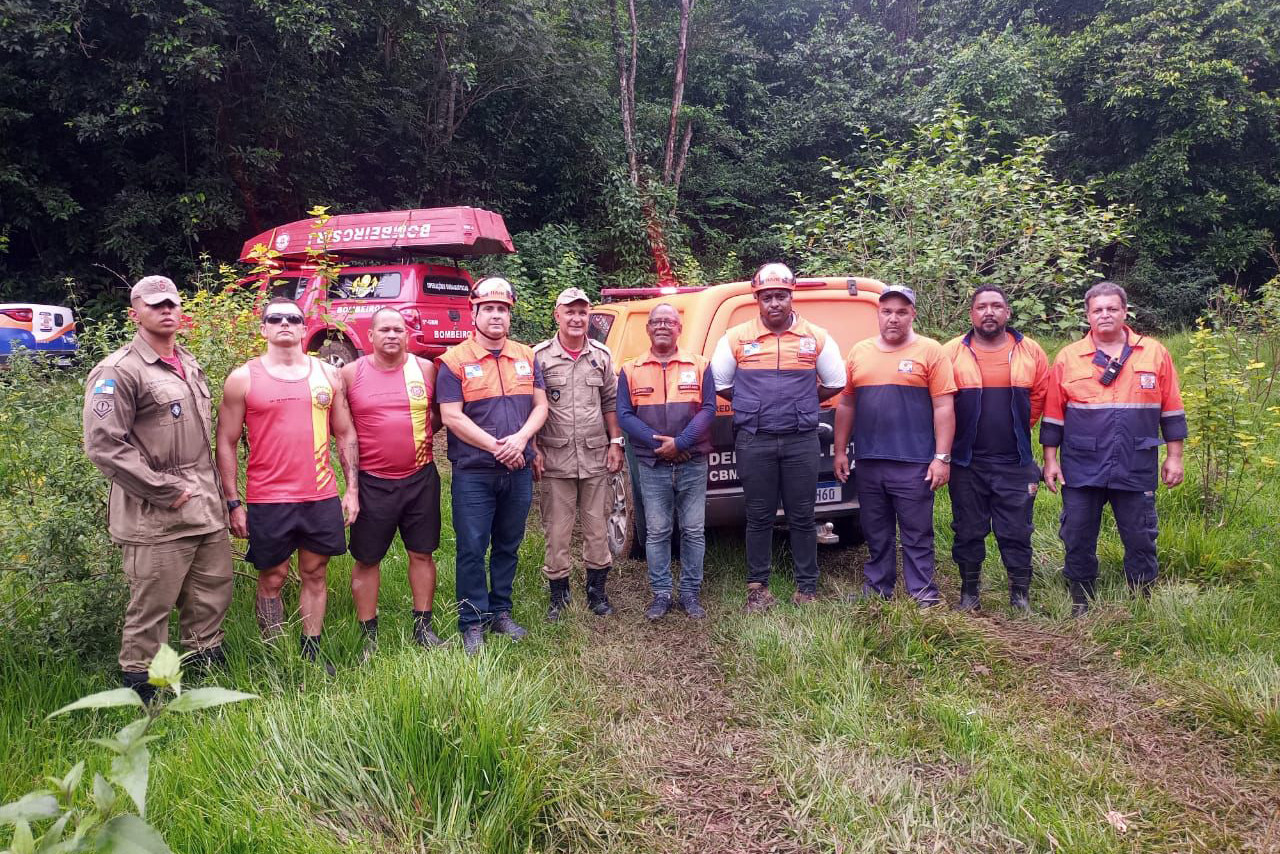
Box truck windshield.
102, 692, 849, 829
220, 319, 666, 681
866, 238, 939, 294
588, 312, 614, 344
333, 272, 402, 299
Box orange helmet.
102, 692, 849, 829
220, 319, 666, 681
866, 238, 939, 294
470, 276, 516, 306
751, 262, 796, 293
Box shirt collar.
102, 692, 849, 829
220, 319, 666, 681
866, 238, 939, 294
463, 335, 517, 361
748, 312, 801, 340
1078, 325, 1144, 356
637, 347, 694, 366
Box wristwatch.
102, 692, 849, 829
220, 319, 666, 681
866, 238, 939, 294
933, 453, 952, 464
226, 499, 242, 511
609, 436, 625, 446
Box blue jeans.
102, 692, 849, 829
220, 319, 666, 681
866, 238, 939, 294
450, 467, 534, 630
636, 458, 708, 596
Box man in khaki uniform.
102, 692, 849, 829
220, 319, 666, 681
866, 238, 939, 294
533, 287, 625, 620
83, 275, 232, 703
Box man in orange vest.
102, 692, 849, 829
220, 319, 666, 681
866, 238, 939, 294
711, 263, 847, 612
942, 286, 1049, 612
1041, 282, 1187, 615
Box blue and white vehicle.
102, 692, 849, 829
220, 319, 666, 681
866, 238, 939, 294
0, 303, 78, 364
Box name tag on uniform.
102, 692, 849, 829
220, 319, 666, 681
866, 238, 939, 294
898, 359, 914, 374
1138, 372, 1157, 389
798, 337, 816, 354
464, 363, 484, 379
634, 386, 655, 395
514, 360, 532, 377
743, 342, 761, 356
678, 369, 698, 390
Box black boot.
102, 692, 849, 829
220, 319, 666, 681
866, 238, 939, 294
1128, 577, 1154, 601
585, 567, 614, 616
359, 616, 378, 663
122, 670, 156, 705
546, 578, 571, 622
1008, 568, 1032, 613
300, 634, 336, 676
413, 610, 444, 647
1069, 579, 1094, 618
956, 563, 982, 612
185, 644, 228, 678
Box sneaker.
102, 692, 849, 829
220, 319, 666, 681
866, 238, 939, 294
414, 627, 445, 648
792, 591, 818, 605
461, 625, 486, 656
644, 593, 673, 622
679, 592, 706, 620
743, 585, 777, 614
488, 612, 529, 641
915, 596, 943, 610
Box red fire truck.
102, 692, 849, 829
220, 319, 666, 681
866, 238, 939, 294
239, 207, 515, 365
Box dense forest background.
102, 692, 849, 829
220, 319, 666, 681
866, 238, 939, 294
1, 0, 1277, 327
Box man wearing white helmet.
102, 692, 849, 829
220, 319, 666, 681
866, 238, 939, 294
436, 277, 549, 654
710, 263, 847, 612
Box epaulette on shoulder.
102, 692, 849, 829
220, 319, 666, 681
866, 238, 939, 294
532, 339, 553, 353
587, 338, 612, 355
100, 345, 133, 367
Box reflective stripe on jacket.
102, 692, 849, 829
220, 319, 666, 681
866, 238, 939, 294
1041, 327, 1188, 490
942, 328, 1049, 467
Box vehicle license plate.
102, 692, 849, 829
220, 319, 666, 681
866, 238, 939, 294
816, 482, 841, 504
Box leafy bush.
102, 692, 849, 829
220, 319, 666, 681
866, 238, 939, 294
490, 223, 601, 343
0, 645, 254, 854
780, 109, 1132, 337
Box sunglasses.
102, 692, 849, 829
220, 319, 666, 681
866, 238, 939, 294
264, 313, 304, 325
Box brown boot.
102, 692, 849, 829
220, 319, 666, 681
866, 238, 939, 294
744, 583, 778, 614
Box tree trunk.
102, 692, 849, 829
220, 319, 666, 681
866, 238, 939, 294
609, 0, 640, 186
662, 0, 692, 183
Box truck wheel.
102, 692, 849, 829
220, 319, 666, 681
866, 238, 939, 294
317, 338, 358, 368
606, 467, 645, 561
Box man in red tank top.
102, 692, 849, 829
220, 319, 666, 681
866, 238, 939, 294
340, 308, 444, 654
216, 297, 360, 673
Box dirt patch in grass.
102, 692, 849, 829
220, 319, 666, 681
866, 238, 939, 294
567, 562, 817, 854
975, 611, 1280, 852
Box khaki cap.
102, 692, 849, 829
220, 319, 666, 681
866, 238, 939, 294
130, 275, 182, 306
555, 287, 591, 307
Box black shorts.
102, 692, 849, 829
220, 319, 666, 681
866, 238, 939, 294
245, 497, 346, 570
348, 463, 441, 565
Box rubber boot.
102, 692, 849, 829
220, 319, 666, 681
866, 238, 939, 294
546, 578, 571, 622
1008, 568, 1032, 613
122, 670, 156, 705
585, 567, 614, 616
956, 563, 982, 612
1069, 579, 1094, 618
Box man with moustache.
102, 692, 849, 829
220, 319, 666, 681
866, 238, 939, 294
834, 285, 957, 607
532, 287, 624, 621
436, 277, 549, 654
711, 263, 847, 612
83, 275, 232, 702
617, 303, 716, 620
1042, 282, 1187, 615
217, 296, 360, 673
941, 286, 1049, 612
340, 307, 444, 652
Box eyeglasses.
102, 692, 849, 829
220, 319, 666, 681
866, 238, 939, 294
264, 313, 304, 325
648, 319, 679, 328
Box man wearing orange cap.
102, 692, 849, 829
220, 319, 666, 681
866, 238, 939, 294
437, 277, 549, 654
710, 263, 847, 612
83, 275, 232, 702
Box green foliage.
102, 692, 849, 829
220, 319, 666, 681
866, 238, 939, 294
491, 223, 601, 343
0, 644, 254, 854
1181, 277, 1280, 528
781, 110, 1133, 336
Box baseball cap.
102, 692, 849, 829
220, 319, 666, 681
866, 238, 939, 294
130, 275, 182, 306
879, 284, 916, 305
751, 262, 797, 292
470, 276, 516, 305
555, 287, 591, 307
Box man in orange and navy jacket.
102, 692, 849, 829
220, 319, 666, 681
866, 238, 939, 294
942, 285, 1049, 613
1041, 281, 1187, 616
711, 263, 847, 613
617, 303, 716, 621
437, 277, 549, 654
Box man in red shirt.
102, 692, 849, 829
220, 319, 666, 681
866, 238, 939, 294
216, 297, 360, 672
835, 285, 957, 607
341, 308, 444, 653
1042, 282, 1187, 615
942, 286, 1049, 612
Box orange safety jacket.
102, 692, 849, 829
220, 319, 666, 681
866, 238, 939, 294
617, 349, 715, 465
724, 315, 828, 435
1040, 327, 1187, 491
942, 328, 1049, 467
436, 335, 541, 471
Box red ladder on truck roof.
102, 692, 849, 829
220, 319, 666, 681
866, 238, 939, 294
239, 207, 515, 264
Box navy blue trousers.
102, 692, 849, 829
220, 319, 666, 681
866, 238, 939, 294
451, 467, 534, 630
1060, 485, 1159, 585
734, 430, 820, 593
949, 458, 1039, 572
856, 459, 938, 603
